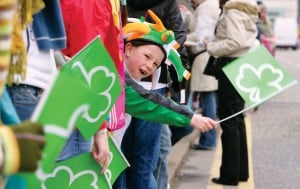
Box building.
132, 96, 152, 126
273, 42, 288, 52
262, 0, 298, 20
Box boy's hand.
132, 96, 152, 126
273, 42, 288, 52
190, 114, 217, 132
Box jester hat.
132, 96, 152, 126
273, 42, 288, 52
123, 10, 190, 82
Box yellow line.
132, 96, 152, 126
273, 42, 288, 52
207, 127, 223, 189
239, 115, 254, 189
207, 115, 254, 189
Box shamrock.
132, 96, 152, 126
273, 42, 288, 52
43, 166, 98, 189
236, 63, 283, 103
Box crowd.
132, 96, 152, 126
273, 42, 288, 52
0, 0, 271, 188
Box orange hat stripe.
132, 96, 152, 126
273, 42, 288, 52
147, 10, 164, 32
173, 43, 180, 50
123, 23, 151, 36
127, 33, 144, 41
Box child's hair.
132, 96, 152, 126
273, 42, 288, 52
124, 39, 167, 65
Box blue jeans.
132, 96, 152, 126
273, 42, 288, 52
153, 87, 172, 189
114, 118, 162, 189
56, 129, 92, 161
7, 84, 42, 121
0, 88, 21, 124
197, 91, 217, 148
113, 87, 166, 189
153, 124, 171, 189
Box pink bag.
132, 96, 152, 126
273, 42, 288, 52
261, 34, 275, 56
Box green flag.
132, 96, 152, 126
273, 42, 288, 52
61, 36, 122, 139
15, 153, 110, 189
7, 37, 124, 189
14, 137, 129, 189
105, 137, 130, 185
32, 71, 110, 173
28, 36, 121, 174
222, 45, 297, 108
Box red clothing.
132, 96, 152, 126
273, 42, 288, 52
60, 0, 120, 65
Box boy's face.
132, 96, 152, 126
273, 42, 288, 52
125, 42, 165, 80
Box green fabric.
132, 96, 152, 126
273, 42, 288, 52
11, 121, 44, 172
125, 85, 190, 127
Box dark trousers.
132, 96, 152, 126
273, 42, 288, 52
217, 70, 249, 182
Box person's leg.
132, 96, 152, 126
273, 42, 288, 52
213, 72, 246, 185
197, 91, 217, 149
217, 100, 240, 184
115, 118, 138, 189
219, 121, 239, 183
113, 118, 137, 189
232, 92, 249, 182
113, 170, 127, 189
122, 117, 162, 189
56, 129, 93, 162
219, 96, 248, 183
238, 112, 249, 181
154, 124, 172, 189
187, 91, 193, 109
7, 84, 43, 121
153, 87, 175, 189
0, 88, 21, 124
200, 91, 217, 119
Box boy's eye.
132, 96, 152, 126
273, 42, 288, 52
153, 62, 159, 67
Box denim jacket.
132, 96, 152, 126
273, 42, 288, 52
32, 0, 66, 50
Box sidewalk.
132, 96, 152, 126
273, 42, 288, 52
167, 115, 253, 189
167, 129, 200, 188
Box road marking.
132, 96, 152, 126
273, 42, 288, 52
207, 115, 254, 189
239, 116, 254, 189
207, 126, 223, 189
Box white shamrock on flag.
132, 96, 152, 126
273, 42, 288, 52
42, 166, 98, 189
236, 63, 284, 103
71, 61, 116, 123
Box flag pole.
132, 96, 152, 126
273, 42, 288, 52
217, 105, 255, 124
217, 79, 298, 124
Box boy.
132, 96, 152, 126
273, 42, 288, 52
115, 10, 217, 189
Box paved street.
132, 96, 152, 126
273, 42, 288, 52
251, 48, 300, 189
171, 48, 300, 189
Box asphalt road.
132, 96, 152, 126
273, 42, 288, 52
251, 48, 300, 189
172, 48, 300, 189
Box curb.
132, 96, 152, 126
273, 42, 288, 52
167, 129, 199, 188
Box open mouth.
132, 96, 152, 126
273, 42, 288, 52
139, 68, 147, 76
